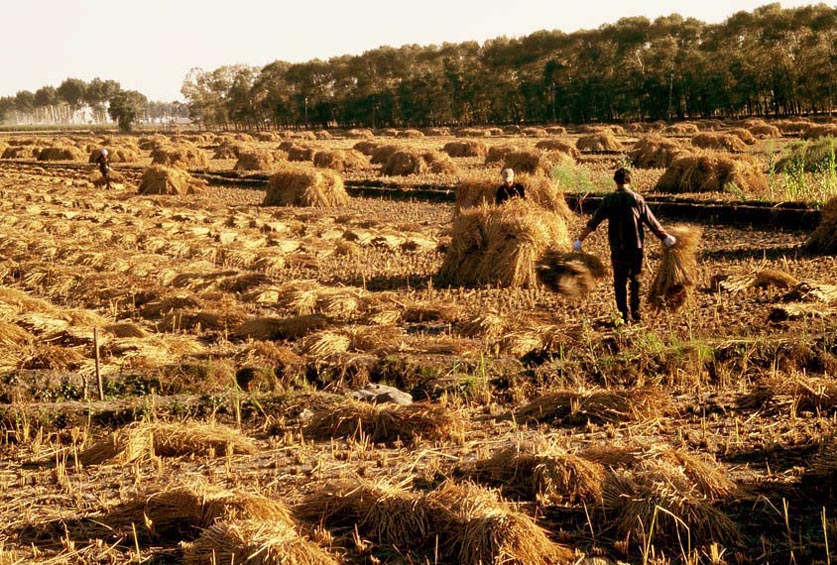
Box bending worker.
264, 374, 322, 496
573, 167, 676, 324
495, 167, 525, 204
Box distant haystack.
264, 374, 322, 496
534, 139, 580, 158
662, 123, 700, 135
313, 149, 369, 172
691, 133, 748, 153
263, 166, 349, 207
138, 165, 206, 195
151, 142, 209, 170
442, 140, 488, 158
38, 145, 85, 161
234, 150, 285, 171
655, 151, 768, 194
576, 132, 624, 152
630, 135, 685, 168
89, 147, 141, 163
382, 148, 458, 176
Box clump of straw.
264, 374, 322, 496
536, 249, 606, 299
516, 387, 669, 426
648, 225, 701, 312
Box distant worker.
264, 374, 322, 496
573, 167, 676, 324
495, 167, 525, 205
96, 148, 111, 190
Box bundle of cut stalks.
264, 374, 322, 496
484, 144, 517, 164
346, 128, 374, 139
313, 149, 369, 171
298, 480, 430, 547
727, 127, 758, 144
89, 146, 141, 163
234, 150, 285, 171
304, 400, 466, 444
802, 124, 837, 140
299, 324, 404, 357
37, 145, 85, 161
438, 200, 571, 288
648, 225, 701, 311
516, 386, 669, 426
184, 520, 337, 565
263, 166, 349, 207
368, 143, 401, 164
426, 481, 576, 565
629, 134, 685, 168
79, 421, 256, 466
536, 248, 606, 299
576, 132, 623, 152
213, 141, 250, 159
286, 144, 316, 162
534, 138, 580, 158
502, 149, 571, 176
805, 196, 837, 254
455, 172, 573, 220
442, 140, 488, 158
715, 268, 800, 293
738, 375, 837, 416
138, 165, 206, 195
382, 147, 458, 176
662, 123, 700, 135
235, 314, 328, 341
690, 132, 748, 153
463, 442, 606, 505
151, 143, 208, 169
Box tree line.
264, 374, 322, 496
179, 3, 837, 129
0, 77, 188, 130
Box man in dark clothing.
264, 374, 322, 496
574, 168, 676, 323
96, 148, 111, 190
495, 168, 525, 205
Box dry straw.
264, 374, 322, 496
184, 519, 337, 565
691, 132, 748, 153
37, 145, 85, 161
312, 149, 369, 172
576, 132, 624, 152
234, 150, 285, 171
648, 225, 701, 312
442, 140, 488, 158
382, 147, 458, 176
656, 151, 768, 194
79, 421, 256, 466
304, 400, 466, 444
263, 166, 349, 207
534, 138, 580, 158
138, 165, 206, 195
805, 196, 837, 254
235, 314, 328, 341
151, 143, 208, 169
438, 200, 571, 288
516, 387, 669, 426
455, 172, 573, 220
629, 135, 685, 168
536, 249, 606, 299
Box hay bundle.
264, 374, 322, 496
312, 149, 369, 172
648, 225, 701, 311
691, 133, 747, 153
727, 128, 757, 145
464, 442, 606, 504
89, 146, 141, 163
698, 119, 725, 131
304, 401, 466, 443
1, 145, 41, 159
655, 151, 768, 193
300, 325, 403, 357
502, 149, 565, 176
234, 150, 284, 171
345, 128, 374, 139
459, 127, 493, 137
235, 314, 328, 340
37, 145, 85, 161
776, 120, 812, 135
286, 144, 316, 161
603, 464, 739, 548
803, 124, 837, 140
138, 165, 205, 195
535, 249, 606, 299
369, 143, 402, 164
438, 200, 571, 288
151, 143, 208, 169
263, 167, 349, 207
397, 128, 425, 138
79, 421, 255, 466
774, 137, 837, 173
484, 144, 517, 164
576, 132, 624, 152
455, 173, 573, 220
749, 123, 781, 138
516, 387, 668, 426
352, 140, 379, 155
426, 482, 575, 565
662, 123, 700, 135
212, 141, 249, 159
534, 138, 580, 158
0, 321, 34, 346
521, 127, 548, 137
382, 147, 458, 176
806, 196, 837, 254
629, 135, 685, 168
298, 480, 430, 547
545, 126, 567, 135
442, 140, 487, 158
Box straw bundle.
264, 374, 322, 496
79, 421, 255, 466
655, 151, 768, 193
298, 480, 430, 547
803, 124, 837, 140
516, 387, 668, 426
300, 324, 403, 357
235, 314, 328, 341
629, 135, 685, 168
442, 140, 488, 158
536, 249, 606, 299
263, 167, 349, 207
1, 145, 41, 159
662, 123, 700, 135
184, 519, 337, 565
534, 138, 580, 158
151, 143, 208, 169
484, 144, 517, 164
381, 147, 458, 176
304, 400, 466, 444
426, 482, 575, 565
715, 268, 800, 293
749, 123, 781, 138
234, 150, 285, 171
287, 145, 316, 161
0, 321, 34, 346
775, 120, 812, 135
368, 144, 401, 164
346, 128, 374, 139
138, 165, 205, 195
89, 146, 141, 163
648, 225, 701, 311
455, 172, 573, 220
438, 200, 571, 288
213, 141, 250, 159
654, 447, 737, 500
465, 442, 606, 504
37, 145, 85, 161
502, 149, 565, 176
691, 133, 748, 153
576, 132, 624, 152
312, 149, 369, 172
727, 128, 757, 145
397, 128, 425, 138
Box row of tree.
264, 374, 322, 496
179, 3, 837, 129
0, 77, 188, 130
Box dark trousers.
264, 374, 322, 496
611, 249, 643, 322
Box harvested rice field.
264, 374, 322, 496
1, 125, 836, 564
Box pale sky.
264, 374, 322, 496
0, 0, 822, 102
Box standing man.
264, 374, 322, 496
573, 167, 676, 324
495, 167, 525, 205
96, 148, 111, 190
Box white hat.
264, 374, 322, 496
501, 168, 514, 181
101, 148, 108, 156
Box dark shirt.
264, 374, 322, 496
586, 186, 666, 252
495, 182, 525, 205
96, 153, 110, 175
